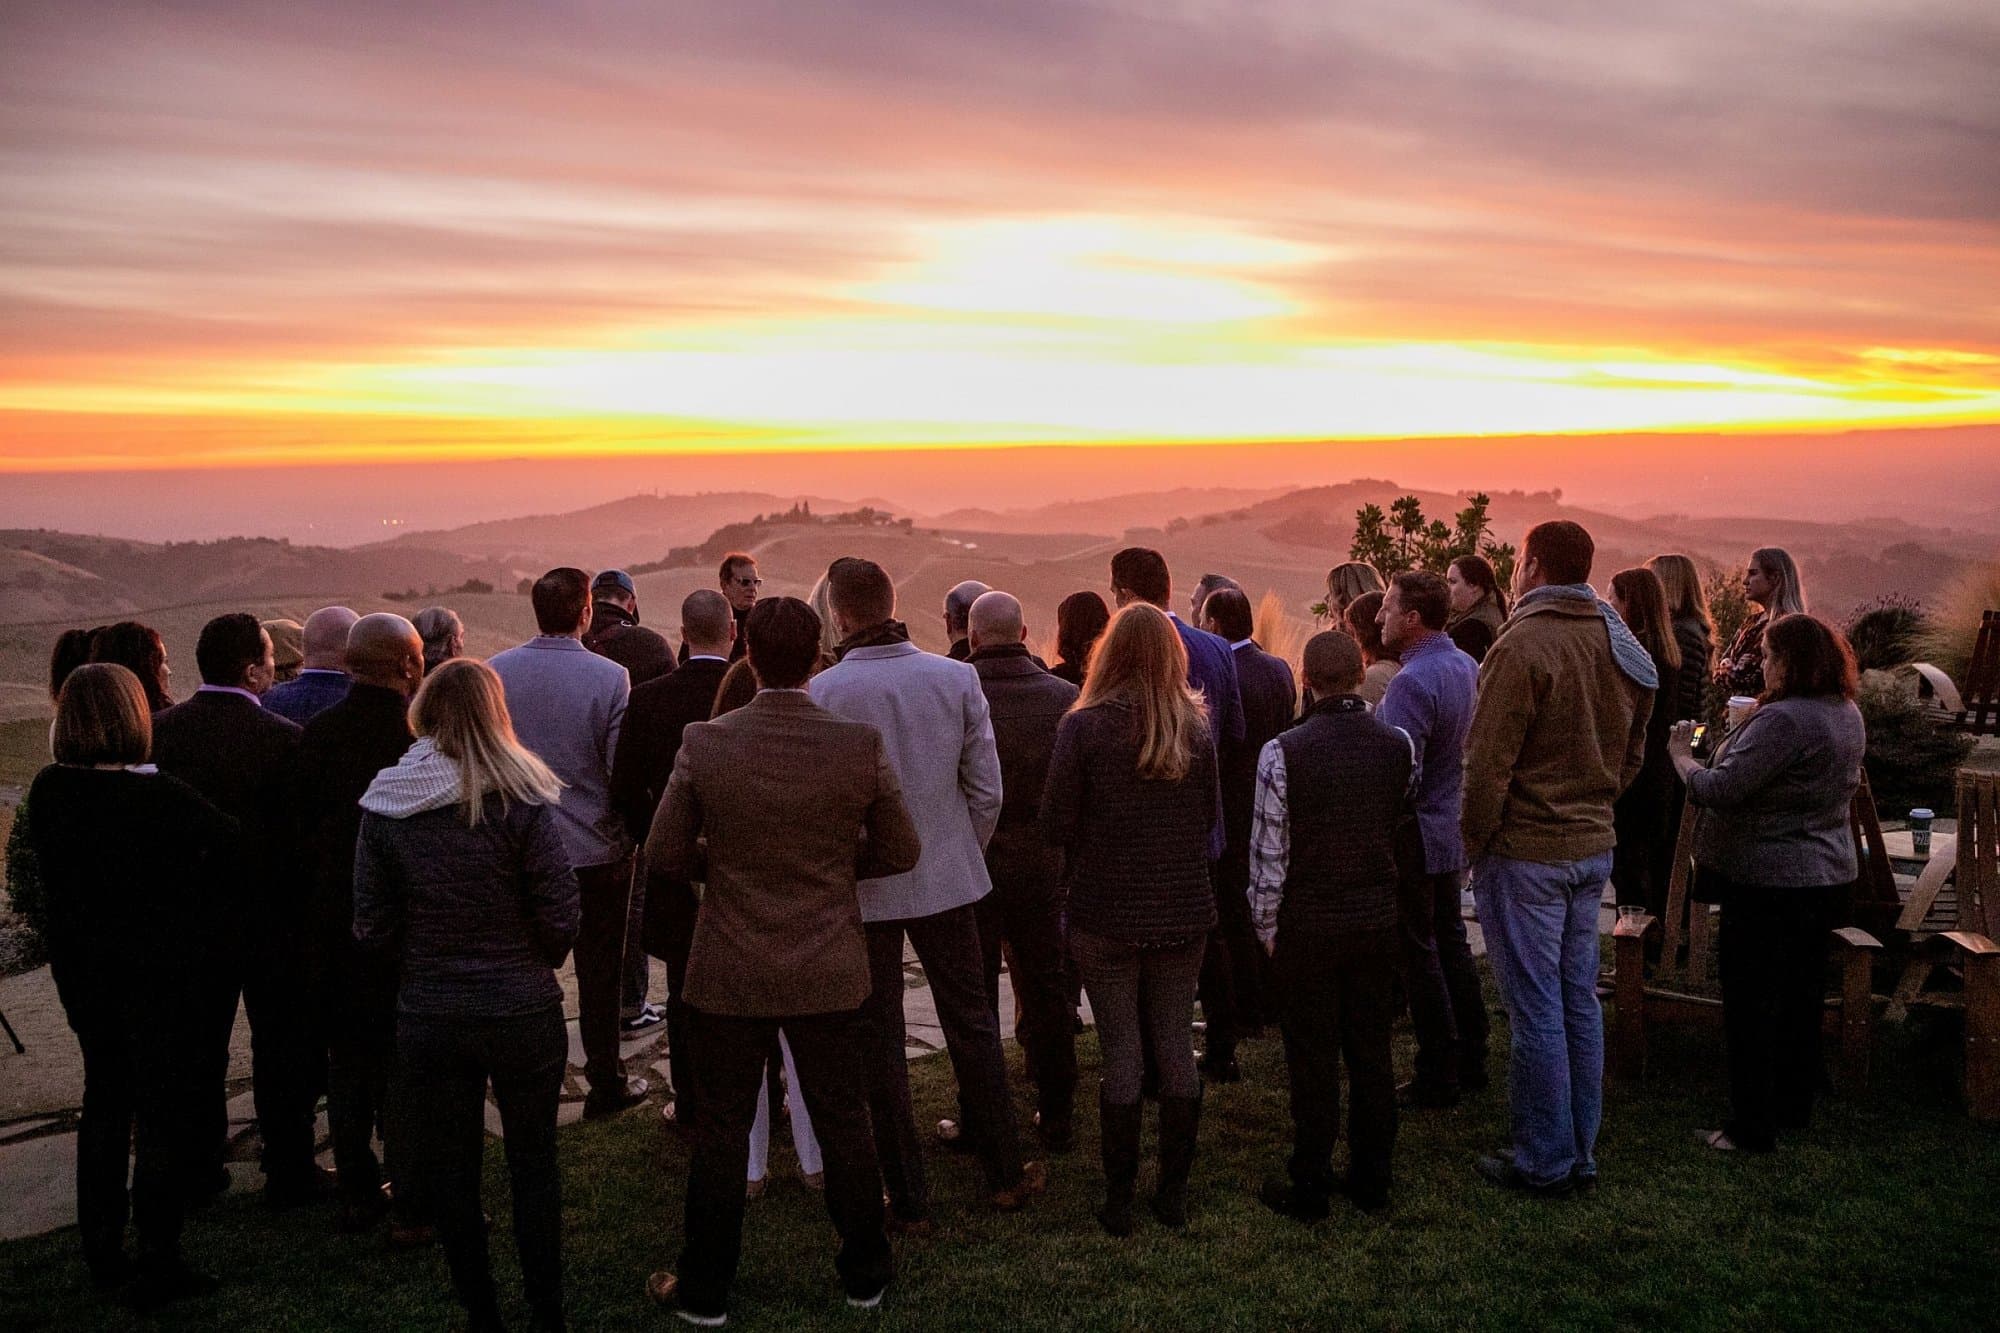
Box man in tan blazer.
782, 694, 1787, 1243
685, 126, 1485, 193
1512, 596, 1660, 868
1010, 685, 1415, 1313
643, 596, 920, 1325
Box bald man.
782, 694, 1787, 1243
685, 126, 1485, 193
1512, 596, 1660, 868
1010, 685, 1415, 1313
295, 613, 425, 1234
265, 605, 360, 725
964, 590, 1081, 1150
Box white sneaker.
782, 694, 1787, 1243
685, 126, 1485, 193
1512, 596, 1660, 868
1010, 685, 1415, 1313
847, 1286, 887, 1310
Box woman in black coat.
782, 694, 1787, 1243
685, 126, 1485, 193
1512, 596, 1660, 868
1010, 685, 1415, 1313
1609, 569, 1684, 920
1040, 604, 1219, 1236
28, 664, 235, 1309
354, 659, 580, 1332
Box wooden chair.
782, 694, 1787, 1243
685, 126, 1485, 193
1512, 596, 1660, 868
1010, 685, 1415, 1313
1912, 609, 2000, 736
1610, 781, 1885, 1090
1887, 769, 2000, 1122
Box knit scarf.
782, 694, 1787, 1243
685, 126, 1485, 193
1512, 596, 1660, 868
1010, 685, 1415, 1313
834, 618, 912, 661
359, 738, 463, 818
1517, 583, 1660, 690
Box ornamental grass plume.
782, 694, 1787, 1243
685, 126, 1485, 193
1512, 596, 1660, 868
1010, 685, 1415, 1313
1912, 558, 2000, 688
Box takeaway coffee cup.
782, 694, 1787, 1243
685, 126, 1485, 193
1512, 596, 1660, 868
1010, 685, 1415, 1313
1910, 808, 1935, 857
1726, 695, 1758, 730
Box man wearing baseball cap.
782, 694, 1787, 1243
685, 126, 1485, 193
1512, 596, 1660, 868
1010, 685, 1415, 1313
586, 569, 674, 688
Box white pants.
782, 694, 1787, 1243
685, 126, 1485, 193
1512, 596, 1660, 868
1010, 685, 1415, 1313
747, 1030, 822, 1181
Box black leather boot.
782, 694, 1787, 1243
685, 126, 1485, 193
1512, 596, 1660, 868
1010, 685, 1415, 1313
1097, 1089, 1142, 1237
1151, 1090, 1202, 1228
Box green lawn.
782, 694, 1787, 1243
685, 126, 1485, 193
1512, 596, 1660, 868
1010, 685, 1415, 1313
3, 1017, 1998, 1332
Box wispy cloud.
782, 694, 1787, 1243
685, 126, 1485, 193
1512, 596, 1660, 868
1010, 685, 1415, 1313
1, 0, 1996, 466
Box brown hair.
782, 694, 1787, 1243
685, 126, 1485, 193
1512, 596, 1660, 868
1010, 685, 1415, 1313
1646, 553, 1713, 637
1524, 520, 1595, 586
410, 659, 563, 824
1344, 591, 1390, 664
1077, 603, 1205, 781
530, 568, 592, 636
1449, 555, 1508, 616
1056, 591, 1111, 671
719, 552, 758, 588
1761, 614, 1857, 703
53, 663, 151, 767
827, 557, 895, 628
1391, 570, 1452, 632
1610, 568, 1683, 672
88, 621, 172, 711
1110, 547, 1171, 606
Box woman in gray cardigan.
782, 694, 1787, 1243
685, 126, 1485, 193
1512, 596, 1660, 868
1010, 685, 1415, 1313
1668, 614, 1864, 1154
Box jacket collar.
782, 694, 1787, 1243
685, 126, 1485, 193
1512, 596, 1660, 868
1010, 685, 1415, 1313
841, 641, 923, 661
971, 646, 1044, 677
1304, 693, 1370, 719
522, 635, 587, 651
747, 687, 819, 711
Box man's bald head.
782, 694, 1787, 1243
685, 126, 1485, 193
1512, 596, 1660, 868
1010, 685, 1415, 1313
967, 590, 1025, 653
944, 580, 990, 638
302, 606, 360, 671
346, 613, 424, 695
681, 588, 736, 657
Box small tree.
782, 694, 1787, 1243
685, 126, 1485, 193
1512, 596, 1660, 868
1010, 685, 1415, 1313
1350, 503, 1396, 574
1389, 495, 1426, 573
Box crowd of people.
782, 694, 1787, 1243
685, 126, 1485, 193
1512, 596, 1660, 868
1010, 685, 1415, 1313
21, 528, 1871, 1326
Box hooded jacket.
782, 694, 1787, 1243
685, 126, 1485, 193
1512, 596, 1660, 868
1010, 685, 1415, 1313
1462, 589, 1655, 865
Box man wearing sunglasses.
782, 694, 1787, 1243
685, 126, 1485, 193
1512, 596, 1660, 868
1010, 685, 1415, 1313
681, 552, 759, 666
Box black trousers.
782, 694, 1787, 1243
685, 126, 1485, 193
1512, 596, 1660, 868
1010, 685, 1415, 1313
676, 1007, 892, 1319
1717, 881, 1836, 1152
322, 956, 403, 1208
1275, 926, 1399, 1197
642, 875, 702, 1114
862, 903, 1024, 1216
202, 942, 320, 1184
73, 1014, 205, 1272
399, 1006, 567, 1326
975, 874, 1077, 1127
1398, 870, 1488, 1095
574, 859, 634, 1093
1198, 851, 1268, 1062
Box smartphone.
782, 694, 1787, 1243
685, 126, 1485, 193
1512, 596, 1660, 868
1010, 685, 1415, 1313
1692, 724, 1708, 746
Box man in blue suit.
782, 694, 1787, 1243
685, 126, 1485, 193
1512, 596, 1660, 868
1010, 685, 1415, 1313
1109, 546, 1246, 825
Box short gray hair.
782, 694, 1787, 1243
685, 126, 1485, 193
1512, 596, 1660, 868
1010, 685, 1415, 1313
944, 580, 990, 634
413, 606, 464, 666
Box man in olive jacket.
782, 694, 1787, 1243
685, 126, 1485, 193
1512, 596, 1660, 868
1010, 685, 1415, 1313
1462, 521, 1655, 1199
644, 597, 920, 1325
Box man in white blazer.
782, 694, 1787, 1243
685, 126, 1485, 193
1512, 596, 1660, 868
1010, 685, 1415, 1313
810, 557, 1042, 1227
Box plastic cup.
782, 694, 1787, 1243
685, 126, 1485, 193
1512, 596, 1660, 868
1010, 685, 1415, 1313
1726, 695, 1758, 730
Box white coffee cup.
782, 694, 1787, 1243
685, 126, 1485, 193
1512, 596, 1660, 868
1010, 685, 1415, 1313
1726, 695, 1758, 730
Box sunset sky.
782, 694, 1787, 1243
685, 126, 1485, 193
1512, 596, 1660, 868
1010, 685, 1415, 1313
4, 0, 1998, 471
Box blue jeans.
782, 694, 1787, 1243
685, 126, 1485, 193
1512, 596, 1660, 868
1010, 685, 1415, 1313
1473, 851, 1612, 1187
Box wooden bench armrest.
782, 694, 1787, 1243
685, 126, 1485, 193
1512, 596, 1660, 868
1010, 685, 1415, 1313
1897, 849, 1958, 934
1910, 662, 1965, 712
1830, 926, 1882, 951
1612, 913, 1656, 941
1939, 931, 2000, 957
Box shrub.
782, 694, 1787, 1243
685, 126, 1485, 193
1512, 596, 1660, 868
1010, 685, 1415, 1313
3, 798, 48, 970
1846, 597, 1925, 673
1857, 671, 1974, 818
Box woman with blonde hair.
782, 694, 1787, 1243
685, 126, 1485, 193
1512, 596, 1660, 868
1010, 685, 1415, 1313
27, 664, 235, 1307
1716, 547, 1807, 697
1039, 603, 1219, 1236
1323, 561, 1385, 621
1646, 554, 1715, 722
355, 658, 580, 1332
1609, 567, 1685, 918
